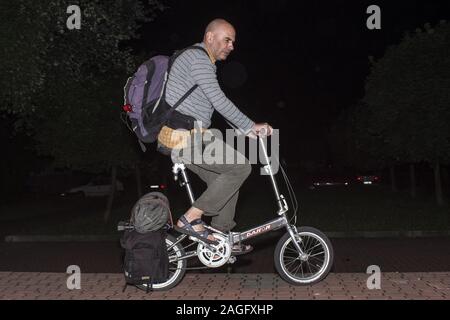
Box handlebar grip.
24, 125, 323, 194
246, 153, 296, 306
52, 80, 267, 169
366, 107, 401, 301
257, 127, 268, 137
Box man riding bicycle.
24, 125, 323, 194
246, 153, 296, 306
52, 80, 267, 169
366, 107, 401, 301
158, 18, 273, 254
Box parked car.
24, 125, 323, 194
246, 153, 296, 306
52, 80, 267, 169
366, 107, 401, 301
308, 174, 351, 190
26, 170, 88, 195
356, 174, 380, 185
60, 177, 124, 197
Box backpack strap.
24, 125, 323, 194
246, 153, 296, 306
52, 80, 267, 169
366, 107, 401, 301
162, 45, 209, 106
160, 45, 209, 122
167, 45, 208, 74
141, 60, 156, 110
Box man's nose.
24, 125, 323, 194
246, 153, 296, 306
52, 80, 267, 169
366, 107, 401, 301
229, 42, 234, 51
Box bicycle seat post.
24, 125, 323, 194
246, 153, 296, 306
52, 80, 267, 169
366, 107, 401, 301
172, 163, 195, 204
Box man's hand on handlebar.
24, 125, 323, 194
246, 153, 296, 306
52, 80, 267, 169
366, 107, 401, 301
248, 123, 273, 139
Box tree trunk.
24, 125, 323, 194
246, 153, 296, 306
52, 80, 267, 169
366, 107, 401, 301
443, 166, 449, 200
104, 165, 117, 223
409, 163, 416, 198
442, 166, 449, 187
389, 164, 398, 193
433, 160, 444, 207
0, 160, 6, 198
135, 163, 142, 198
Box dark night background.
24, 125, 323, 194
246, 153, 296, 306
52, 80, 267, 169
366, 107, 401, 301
0, 0, 449, 236
136, 0, 449, 162
1, 1, 450, 292
2, 2, 450, 301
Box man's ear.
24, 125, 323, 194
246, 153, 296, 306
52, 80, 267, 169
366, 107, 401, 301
205, 31, 214, 44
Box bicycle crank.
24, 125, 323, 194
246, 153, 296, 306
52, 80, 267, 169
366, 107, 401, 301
197, 233, 232, 268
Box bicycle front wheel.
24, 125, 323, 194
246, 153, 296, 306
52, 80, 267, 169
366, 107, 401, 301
274, 226, 334, 285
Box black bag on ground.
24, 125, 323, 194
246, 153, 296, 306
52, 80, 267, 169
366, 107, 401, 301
119, 192, 172, 291
120, 229, 169, 288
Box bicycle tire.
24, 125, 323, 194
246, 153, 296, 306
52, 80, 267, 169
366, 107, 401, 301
274, 226, 334, 285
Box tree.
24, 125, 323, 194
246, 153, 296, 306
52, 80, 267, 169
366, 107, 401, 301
357, 21, 450, 205
0, 0, 162, 116
330, 104, 382, 168
0, 0, 164, 220
350, 101, 401, 193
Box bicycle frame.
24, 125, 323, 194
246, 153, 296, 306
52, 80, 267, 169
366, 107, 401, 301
171, 136, 306, 262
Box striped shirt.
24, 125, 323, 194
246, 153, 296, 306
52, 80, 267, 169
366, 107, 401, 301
165, 42, 255, 133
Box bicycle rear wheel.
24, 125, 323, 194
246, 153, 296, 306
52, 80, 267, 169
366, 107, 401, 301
274, 226, 333, 285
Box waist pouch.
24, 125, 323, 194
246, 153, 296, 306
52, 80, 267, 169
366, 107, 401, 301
166, 110, 196, 130
157, 111, 203, 156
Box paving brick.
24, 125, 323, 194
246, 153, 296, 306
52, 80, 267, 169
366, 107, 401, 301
1, 272, 449, 300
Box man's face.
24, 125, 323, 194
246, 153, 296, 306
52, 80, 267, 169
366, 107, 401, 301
207, 26, 235, 61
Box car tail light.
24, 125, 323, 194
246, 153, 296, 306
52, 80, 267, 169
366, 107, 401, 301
374, 176, 379, 180
160, 184, 167, 189
357, 176, 363, 181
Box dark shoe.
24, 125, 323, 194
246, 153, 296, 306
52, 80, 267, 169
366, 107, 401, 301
174, 215, 218, 245
231, 244, 253, 255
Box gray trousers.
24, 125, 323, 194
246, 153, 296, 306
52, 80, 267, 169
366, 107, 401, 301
171, 130, 251, 232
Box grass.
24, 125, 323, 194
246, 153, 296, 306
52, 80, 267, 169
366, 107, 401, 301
235, 182, 449, 232
0, 194, 132, 236
0, 182, 449, 236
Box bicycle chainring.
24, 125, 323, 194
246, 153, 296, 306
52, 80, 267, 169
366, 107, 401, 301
197, 233, 231, 268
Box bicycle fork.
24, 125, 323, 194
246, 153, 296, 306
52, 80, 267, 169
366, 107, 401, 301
285, 224, 307, 257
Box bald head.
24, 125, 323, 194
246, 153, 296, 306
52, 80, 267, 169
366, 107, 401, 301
203, 19, 235, 62
204, 19, 234, 36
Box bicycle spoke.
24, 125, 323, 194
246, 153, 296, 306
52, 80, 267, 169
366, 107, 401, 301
292, 261, 303, 275
305, 258, 314, 275
306, 241, 322, 254
304, 235, 312, 251
285, 246, 301, 255
308, 239, 319, 250
308, 255, 325, 267
284, 256, 300, 268
308, 250, 325, 258
299, 260, 305, 278
285, 244, 299, 252
284, 245, 308, 278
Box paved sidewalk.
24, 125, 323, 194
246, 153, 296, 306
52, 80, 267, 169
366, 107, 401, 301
0, 272, 449, 300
